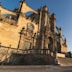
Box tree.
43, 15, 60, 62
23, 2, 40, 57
66, 51, 72, 58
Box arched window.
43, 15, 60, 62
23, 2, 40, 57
48, 37, 53, 51
27, 23, 34, 37
27, 23, 34, 31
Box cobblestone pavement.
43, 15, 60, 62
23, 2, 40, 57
0, 66, 72, 72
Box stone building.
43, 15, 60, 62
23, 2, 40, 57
0, 0, 67, 64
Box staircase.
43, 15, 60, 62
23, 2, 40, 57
57, 57, 72, 66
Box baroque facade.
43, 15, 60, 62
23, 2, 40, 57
0, 0, 67, 64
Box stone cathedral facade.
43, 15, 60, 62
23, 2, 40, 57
0, 0, 67, 64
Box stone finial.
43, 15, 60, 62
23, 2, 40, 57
51, 13, 56, 20
43, 5, 48, 12
59, 27, 61, 31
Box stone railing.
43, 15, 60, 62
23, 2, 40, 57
0, 44, 54, 55
0, 44, 54, 53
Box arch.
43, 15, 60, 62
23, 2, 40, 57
25, 11, 32, 17
48, 37, 53, 51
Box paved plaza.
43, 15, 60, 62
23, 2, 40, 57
0, 66, 72, 72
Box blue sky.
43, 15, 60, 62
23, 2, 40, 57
0, 0, 72, 51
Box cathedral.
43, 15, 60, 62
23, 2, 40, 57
0, 0, 68, 65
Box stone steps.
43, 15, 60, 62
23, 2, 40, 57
57, 57, 72, 66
